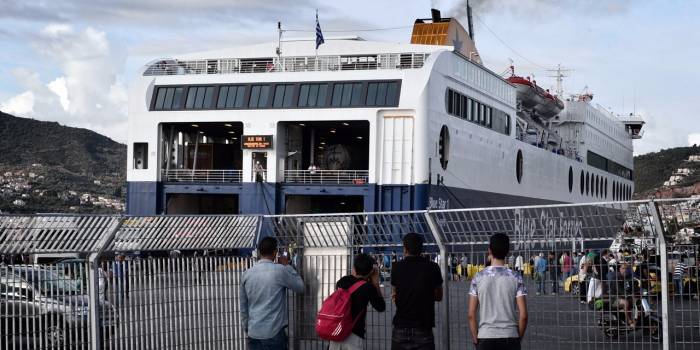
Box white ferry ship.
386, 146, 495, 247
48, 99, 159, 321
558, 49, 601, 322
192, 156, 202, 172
126, 9, 643, 215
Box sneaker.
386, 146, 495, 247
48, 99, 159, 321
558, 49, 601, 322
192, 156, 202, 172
536, 292, 541, 296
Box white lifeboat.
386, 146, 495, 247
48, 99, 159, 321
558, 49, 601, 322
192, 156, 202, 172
506, 68, 564, 119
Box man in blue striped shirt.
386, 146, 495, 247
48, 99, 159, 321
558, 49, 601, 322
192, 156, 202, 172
241, 237, 305, 349
674, 256, 688, 296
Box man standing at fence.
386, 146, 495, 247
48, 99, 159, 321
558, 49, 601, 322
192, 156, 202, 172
240, 237, 305, 349
391, 233, 443, 350
534, 253, 547, 295
468, 233, 528, 350
329, 253, 386, 350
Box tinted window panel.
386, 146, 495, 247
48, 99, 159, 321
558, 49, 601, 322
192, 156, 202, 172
194, 87, 206, 109
307, 84, 318, 107
155, 88, 166, 110
376, 83, 388, 106
185, 87, 196, 109
367, 83, 378, 106
273, 85, 286, 107
172, 87, 184, 109
317, 84, 328, 107
283, 85, 294, 107
217, 86, 229, 109
249, 85, 261, 108
202, 87, 214, 108
298, 84, 310, 107
258, 85, 270, 107
341, 83, 352, 106
386, 82, 398, 106
163, 88, 175, 110
331, 84, 343, 106
350, 83, 362, 106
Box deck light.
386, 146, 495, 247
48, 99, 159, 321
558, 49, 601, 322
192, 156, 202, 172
228, 131, 235, 134
356, 136, 363, 139
299, 123, 306, 126
320, 142, 326, 145
191, 124, 199, 127
330, 129, 336, 133
224, 123, 232, 127
342, 122, 349, 126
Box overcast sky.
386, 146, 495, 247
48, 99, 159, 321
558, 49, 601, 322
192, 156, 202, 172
1, 0, 698, 155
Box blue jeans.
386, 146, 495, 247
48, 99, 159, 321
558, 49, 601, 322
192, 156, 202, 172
392, 327, 435, 350
675, 278, 684, 295
536, 272, 546, 294
248, 328, 287, 350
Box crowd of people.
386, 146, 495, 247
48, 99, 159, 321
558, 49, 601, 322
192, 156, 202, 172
239, 233, 528, 350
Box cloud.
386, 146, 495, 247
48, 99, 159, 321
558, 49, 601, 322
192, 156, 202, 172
0, 91, 35, 115
1, 25, 127, 143
689, 133, 700, 147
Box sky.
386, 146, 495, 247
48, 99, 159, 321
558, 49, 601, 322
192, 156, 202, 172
0, 0, 698, 155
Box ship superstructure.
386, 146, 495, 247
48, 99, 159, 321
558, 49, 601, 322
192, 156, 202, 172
126, 9, 642, 215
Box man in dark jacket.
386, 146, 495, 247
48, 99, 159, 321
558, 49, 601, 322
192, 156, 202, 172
391, 233, 444, 350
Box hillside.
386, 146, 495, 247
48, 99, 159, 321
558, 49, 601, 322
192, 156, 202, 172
634, 145, 700, 198
0, 111, 126, 213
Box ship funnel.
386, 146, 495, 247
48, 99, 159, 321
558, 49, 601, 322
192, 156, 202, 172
431, 8, 442, 23
411, 9, 482, 64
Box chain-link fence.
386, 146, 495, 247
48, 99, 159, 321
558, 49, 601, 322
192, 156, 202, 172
1, 199, 699, 349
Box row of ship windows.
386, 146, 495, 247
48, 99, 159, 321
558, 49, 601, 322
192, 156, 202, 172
445, 88, 511, 136
586, 150, 633, 180
567, 167, 632, 200
151, 80, 401, 111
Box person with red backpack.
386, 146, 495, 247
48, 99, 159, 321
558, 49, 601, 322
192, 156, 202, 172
317, 253, 386, 349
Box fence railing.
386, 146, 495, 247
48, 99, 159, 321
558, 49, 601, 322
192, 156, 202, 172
143, 53, 430, 76
283, 169, 369, 184
162, 169, 243, 183
1, 198, 699, 350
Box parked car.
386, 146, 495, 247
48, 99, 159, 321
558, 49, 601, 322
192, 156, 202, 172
0, 265, 117, 349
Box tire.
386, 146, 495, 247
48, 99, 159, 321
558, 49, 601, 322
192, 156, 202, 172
571, 282, 580, 295
42, 315, 66, 349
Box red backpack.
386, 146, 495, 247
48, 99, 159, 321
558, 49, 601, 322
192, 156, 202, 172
316, 280, 366, 341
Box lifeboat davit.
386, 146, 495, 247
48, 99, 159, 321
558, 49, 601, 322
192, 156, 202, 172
506, 70, 564, 119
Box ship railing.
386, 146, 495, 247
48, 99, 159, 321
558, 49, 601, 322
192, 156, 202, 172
283, 169, 369, 184
143, 53, 430, 76
162, 169, 243, 183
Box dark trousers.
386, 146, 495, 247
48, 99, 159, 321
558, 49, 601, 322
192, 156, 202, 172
248, 328, 287, 350
477, 338, 520, 350
391, 327, 434, 350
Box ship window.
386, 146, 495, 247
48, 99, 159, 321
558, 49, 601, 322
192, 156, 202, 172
184, 86, 215, 109
298, 83, 328, 107
486, 107, 492, 128
332, 83, 362, 107
217, 85, 246, 109
585, 172, 590, 195
472, 99, 478, 122
516, 150, 523, 184
580, 171, 584, 195
272, 84, 295, 108
595, 175, 600, 197
153, 87, 184, 110
248, 85, 271, 108
568, 166, 573, 193
460, 96, 468, 119
613, 182, 616, 200
385, 81, 398, 106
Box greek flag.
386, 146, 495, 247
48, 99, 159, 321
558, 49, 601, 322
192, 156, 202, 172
315, 11, 325, 49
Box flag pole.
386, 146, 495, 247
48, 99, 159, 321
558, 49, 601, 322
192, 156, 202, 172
315, 9, 319, 71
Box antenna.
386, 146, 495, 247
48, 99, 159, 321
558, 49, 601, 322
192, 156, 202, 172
276, 21, 283, 70
546, 63, 571, 97
466, 0, 475, 40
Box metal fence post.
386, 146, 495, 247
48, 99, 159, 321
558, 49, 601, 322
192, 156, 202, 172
650, 200, 670, 350
88, 216, 124, 350
424, 211, 450, 350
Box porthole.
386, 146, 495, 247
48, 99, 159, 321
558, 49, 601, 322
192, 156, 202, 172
585, 172, 590, 196
580, 171, 585, 195
612, 182, 616, 200
516, 149, 523, 184
439, 125, 450, 170
568, 166, 573, 193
